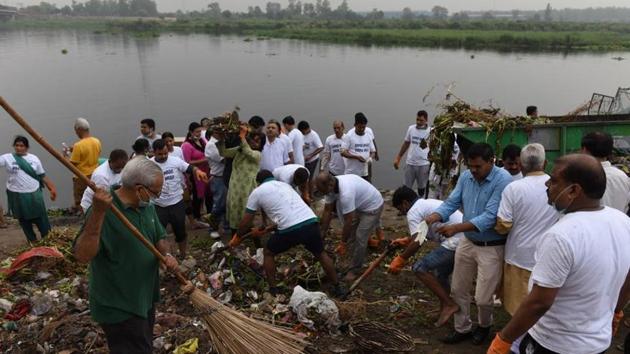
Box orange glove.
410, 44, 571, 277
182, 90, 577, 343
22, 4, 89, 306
239, 124, 249, 139
335, 242, 347, 256
391, 237, 412, 247
368, 235, 381, 248
228, 233, 241, 248
393, 156, 401, 170
387, 255, 407, 275
613, 310, 624, 337
487, 333, 512, 354
251, 227, 268, 238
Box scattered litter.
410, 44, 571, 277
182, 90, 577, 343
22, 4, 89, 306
173, 338, 198, 354
288, 285, 340, 331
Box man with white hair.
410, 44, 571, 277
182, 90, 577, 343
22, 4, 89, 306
73, 157, 180, 354
494, 143, 559, 353
69, 117, 102, 214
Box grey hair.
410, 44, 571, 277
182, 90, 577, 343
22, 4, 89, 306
520, 143, 546, 172
120, 157, 163, 188
74, 117, 90, 131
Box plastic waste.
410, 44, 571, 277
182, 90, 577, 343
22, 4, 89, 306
173, 338, 198, 354
288, 285, 341, 331
31, 293, 53, 316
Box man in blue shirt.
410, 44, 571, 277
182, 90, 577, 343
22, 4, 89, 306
423, 143, 512, 345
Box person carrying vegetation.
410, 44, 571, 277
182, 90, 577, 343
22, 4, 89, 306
388, 186, 463, 328
151, 139, 208, 258
487, 154, 630, 354
581, 131, 630, 213
231, 170, 341, 296
69, 117, 101, 215
81, 149, 129, 213
73, 157, 179, 353
501, 144, 523, 181
393, 110, 432, 197
217, 124, 264, 234
0, 136, 57, 244
423, 143, 512, 345
316, 173, 384, 282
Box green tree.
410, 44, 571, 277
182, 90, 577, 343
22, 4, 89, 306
432, 5, 448, 19
365, 8, 384, 20
544, 3, 553, 21
207, 2, 221, 17
401, 7, 414, 20
303, 2, 315, 17
266, 2, 282, 19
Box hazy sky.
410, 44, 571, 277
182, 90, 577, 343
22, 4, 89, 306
7, 0, 630, 13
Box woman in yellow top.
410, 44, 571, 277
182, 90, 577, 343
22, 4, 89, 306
68, 118, 101, 214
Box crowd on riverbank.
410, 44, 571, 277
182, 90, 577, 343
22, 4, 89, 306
1, 109, 629, 354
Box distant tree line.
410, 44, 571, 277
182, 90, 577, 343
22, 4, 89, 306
20, 0, 158, 17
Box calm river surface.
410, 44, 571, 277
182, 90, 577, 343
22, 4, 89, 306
1, 29, 629, 208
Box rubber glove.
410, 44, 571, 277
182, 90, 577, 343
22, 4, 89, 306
387, 255, 407, 275
368, 235, 381, 248
391, 237, 412, 247
487, 333, 512, 354
229, 233, 241, 248
335, 242, 347, 256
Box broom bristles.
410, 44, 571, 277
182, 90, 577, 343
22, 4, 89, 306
189, 288, 308, 354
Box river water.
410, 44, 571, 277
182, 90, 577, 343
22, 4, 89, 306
1, 29, 628, 208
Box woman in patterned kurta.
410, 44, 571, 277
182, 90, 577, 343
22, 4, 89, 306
217, 132, 264, 231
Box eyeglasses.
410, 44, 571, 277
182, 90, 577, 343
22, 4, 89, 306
138, 184, 161, 199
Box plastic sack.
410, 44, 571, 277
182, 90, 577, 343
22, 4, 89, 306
288, 285, 340, 331
0, 247, 64, 277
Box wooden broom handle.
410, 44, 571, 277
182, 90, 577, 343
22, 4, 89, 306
0, 96, 189, 285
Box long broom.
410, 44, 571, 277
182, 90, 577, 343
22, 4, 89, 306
0, 97, 308, 354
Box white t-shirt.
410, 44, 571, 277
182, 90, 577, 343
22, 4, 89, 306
136, 134, 160, 151
498, 174, 558, 271
288, 129, 305, 166
510, 171, 523, 181
261, 138, 290, 172
324, 134, 346, 176
404, 125, 431, 166
341, 131, 375, 177
302, 130, 323, 164
150, 156, 189, 207
0, 153, 45, 193
204, 137, 225, 177
81, 162, 121, 212
273, 164, 308, 186
528, 207, 630, 354
278, 133, 294, 155
324, 174, 383, 215
170, 146, 184, 160
406, 199, 464, 251
246, 180, 316, 231
601, 161, 630, 213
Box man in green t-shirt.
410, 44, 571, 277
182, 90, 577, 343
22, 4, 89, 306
74, 157, 179, 353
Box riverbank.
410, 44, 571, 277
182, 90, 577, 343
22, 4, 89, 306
3, 17, 630, 51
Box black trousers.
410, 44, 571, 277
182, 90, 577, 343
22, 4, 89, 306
101, 307, 155, 354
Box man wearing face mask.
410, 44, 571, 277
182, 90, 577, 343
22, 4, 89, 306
394, 110, 432, 198
151, 139, 208, 258
423, 143, 512, 345
73, 157, 180, 354
488, 154, 630, 354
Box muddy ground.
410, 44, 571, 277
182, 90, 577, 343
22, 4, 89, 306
0, 195, 628, 353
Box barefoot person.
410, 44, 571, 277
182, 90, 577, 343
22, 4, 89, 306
388, 186, 462, 327
487, 154, 630, 354
0, 136, 57, 243
316, 173, 383, 282
73, 157, 179, 353
231, 170, 340, 296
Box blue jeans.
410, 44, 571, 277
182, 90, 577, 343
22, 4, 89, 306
210, 176, 227, 230
412, 246, 455, 291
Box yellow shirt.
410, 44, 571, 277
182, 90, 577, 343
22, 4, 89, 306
70, 136, 102, 176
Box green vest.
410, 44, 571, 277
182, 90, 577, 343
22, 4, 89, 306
75, 188, 166, 324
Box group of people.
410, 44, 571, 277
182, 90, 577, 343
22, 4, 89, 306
0, 107, 628, 354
